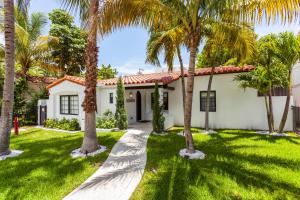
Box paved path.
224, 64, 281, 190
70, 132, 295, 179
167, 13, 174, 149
63, 122, 152, 200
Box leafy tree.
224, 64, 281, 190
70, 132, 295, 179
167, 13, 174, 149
101, 0, 300, 154
49, 9, 87, 76
115, 77, 128, 130
152, 82, 164, 133
97, 64, 117, 79
0, 9, 58, 78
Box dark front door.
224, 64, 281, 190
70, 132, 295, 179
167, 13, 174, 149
136, 91, 141, 121
40, 106, 47, 125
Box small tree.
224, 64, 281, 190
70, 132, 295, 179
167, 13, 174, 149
152, 82, 165, 133
115, 77, 128, 130
97, 64, 118, 80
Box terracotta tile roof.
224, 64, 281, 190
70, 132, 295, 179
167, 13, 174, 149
47, 66, 254, 89
98, 71, 181, 86
46, 75, 85, 89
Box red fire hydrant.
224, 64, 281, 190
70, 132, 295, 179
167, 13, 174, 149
14, 116, 19, 136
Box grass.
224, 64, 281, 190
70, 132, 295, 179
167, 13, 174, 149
131, 127, 300, 200
0, 128, 124, 200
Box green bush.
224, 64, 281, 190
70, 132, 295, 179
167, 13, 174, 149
96, 110, 116, 129
44, 118, 80, 131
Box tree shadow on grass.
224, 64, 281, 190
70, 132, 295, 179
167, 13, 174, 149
0, 130, 123, 200
133, 131, 300, 200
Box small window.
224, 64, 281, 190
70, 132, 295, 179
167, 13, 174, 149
109, 93, 113, 104
60, 95, 79, 115
200, 91, 216, 112
163, 92, 168, 110
151, 93, 154, 109
151, 92, 168, 111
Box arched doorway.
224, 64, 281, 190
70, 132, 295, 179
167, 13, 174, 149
136, 91, 142, 121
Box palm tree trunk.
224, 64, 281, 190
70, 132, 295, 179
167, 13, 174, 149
278, 70, 292, 133
80, 0, 99, 153
184, 41, 197, 154
205, 66, 215, 131
268, 90, 274, 132
264, 95, 272, 133
176, 46, 185, 111
0, 0, 15, 156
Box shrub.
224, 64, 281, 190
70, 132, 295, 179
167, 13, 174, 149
96, 110, 116, 129
152, 82, 165, 133
44, 118, 80, 131
115, 77, 128, 130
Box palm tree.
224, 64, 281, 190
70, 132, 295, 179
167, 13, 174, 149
61, 0, 100, 153
146, 27, 186, 112
100, 0, 300, 154
202, 23, 255, 132
277, 32, 300, 132
0, 0, 15, 155
235, 64, 287, 133
0, 10, 59, 78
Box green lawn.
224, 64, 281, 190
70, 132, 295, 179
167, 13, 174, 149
0, 128, 123, 200
131, 128, 300, 200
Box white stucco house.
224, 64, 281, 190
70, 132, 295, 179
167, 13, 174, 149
45, 66, 297, 131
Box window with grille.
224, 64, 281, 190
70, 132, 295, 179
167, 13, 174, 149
163, 92, 168, 110
200, 91, 216, 112
60, 95, 79, 115
151, 92, 168, 111
109, 93, 113, 104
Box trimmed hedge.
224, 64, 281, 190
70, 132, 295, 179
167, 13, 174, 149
44, 118, 81, 131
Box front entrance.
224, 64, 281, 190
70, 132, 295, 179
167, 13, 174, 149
136, 91, 142, 121
39, 105, 47, 125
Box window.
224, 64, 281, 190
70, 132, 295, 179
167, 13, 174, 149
151, 93, 154, 109
151, 92, 168, 111
163, 92, 168, 110
258, 87, 289, 97
200, 91, 216, 112
60, 95, 79, 115
109, 93, 113, 104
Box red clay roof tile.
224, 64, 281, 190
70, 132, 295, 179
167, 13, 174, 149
47, 66, 254, 89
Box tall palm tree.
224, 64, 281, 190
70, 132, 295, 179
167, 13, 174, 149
202, 23, 255, 132
100, 0, 300, 153
61, 0, 100, 153
0, 10, 59, 78
0, 0, 15, 155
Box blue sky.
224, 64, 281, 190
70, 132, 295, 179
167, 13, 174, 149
2, 0, 300, 74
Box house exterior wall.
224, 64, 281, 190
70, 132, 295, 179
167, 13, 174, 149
47, 80, 85, 130
168, 73, 294, 131
47, 72, 294, 131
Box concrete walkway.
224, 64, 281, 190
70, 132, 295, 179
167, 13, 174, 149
63, 122, 152, 200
